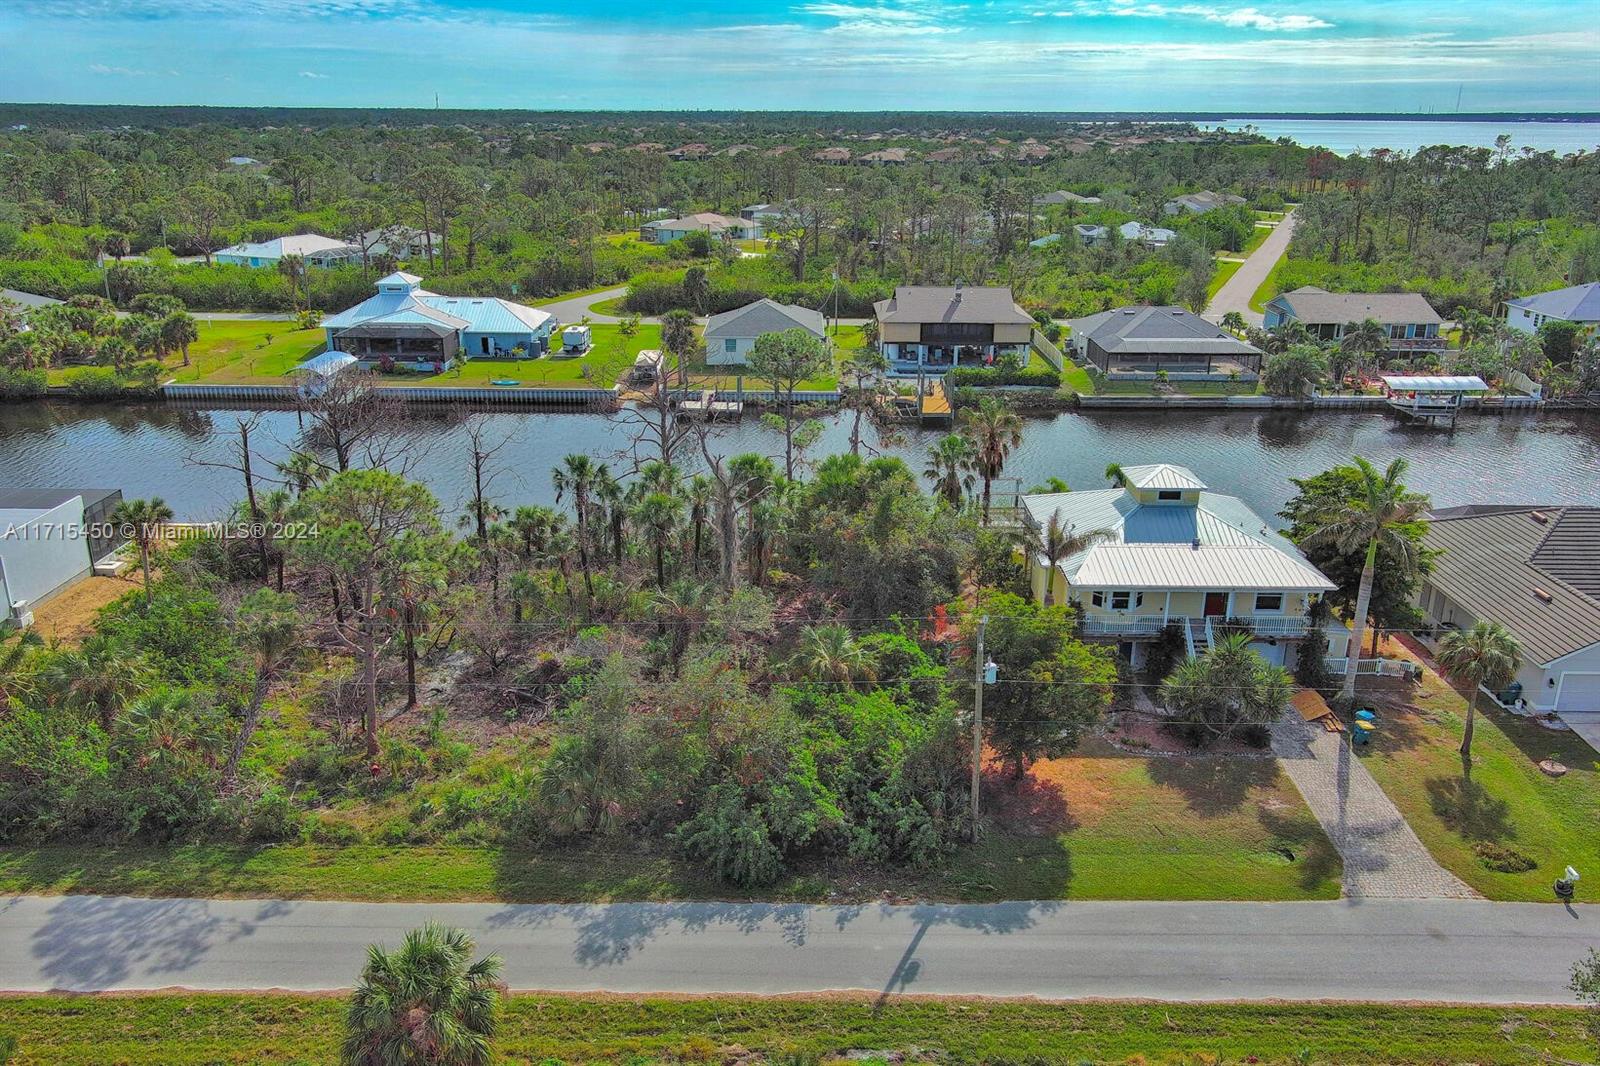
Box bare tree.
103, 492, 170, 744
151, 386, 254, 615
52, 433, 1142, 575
296, 369, 414, 475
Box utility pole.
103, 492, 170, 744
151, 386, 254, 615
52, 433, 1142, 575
970, 615, 989, 842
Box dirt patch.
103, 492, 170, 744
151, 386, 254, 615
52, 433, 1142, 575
25, 574, 142, 643
1105, 711, 1270, 757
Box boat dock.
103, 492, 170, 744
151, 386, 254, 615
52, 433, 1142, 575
677, 390, 744, 420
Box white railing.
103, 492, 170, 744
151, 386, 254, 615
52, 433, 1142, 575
1246, 616, 1311, 636
1204, 616, 1216, 649
1081, 615, 1170, 637
1325, 656, 1417, 678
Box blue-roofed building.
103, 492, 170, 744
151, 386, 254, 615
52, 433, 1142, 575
320, 272, 556, 364
1502, 282, 1600, 340
1018, 463, 1339, 669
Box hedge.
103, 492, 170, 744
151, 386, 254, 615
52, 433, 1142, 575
0, 366, 47, 400
944, 366, 1061, 388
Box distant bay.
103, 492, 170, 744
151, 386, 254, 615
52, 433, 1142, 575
1218, 118, 1600, 155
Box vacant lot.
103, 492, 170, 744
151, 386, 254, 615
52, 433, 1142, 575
0, 994, 1585, 1064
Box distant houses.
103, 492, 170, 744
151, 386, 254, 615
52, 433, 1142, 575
1263, 286, 1445, 352
1119, 221, 1177, 248
1067, 305, 1263, 378
214, 233, 359, 269
1074, 224, 1110, 247
1034, 190, 1103, 207
320, 272, 554, 363
1502, 281, 1600, 339
639, 212, 762, 244
873, 284, 1033, 374
703, 299, 827, 366
1163, 190, 1247, 216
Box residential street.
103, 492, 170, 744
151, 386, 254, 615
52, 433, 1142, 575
1204, 210, 1297, 328
2, 894, 1594, 1001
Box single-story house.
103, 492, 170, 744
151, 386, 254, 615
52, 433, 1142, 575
1263, 286, 1445, 351
1163, 190, 1247, 216
1, 288, 63, 310
640, 212, 762, 244
1, 487, 125, 624
860, 148, 909, 165
352, 226, 445, 262
320, 272, 555, 362
1067, 305, 1263, 377
1074, 224, 1110, 247
1021, 464, 1338, 669
1029, 233, 1063, 249
1417, 505, 1600, 718
873, 284, 1034, 374
1119, 221, 1177, 248
812, 147, 852, 164
214, 233, 360, 269
703, 299, 827, 366
1034, 190, 1102, 207
1501, 282, 1600, 340
740, 203, 790, 223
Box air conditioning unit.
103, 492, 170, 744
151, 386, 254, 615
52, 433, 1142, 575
15, 611, 34, 630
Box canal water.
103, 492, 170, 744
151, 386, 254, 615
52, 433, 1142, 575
1, 403, 1597, 524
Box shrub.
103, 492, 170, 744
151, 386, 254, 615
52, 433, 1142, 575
0, 366, 47, 400
1474, 841, 1537, 873
944, 366, 1061, 388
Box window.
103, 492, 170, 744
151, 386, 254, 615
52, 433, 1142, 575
1254, 593, 1284, 613
1110, 591, 1132, 610
1091, 591, 1104, 607
1157, 489, 1182, 501
724, 338, 738, 353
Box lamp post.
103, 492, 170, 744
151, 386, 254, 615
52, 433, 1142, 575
971, 616, 996, 843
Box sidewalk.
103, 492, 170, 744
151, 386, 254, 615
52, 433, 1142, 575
1271, 712, 1477, 899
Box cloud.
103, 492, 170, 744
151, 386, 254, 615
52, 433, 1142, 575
1071, 2, 1333, 31
87, 62, 177, 76
796, 1, 955, 34
298, 70, 329, 78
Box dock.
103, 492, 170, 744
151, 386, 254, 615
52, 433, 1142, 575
919, 380, 953, 425
677, 390, 744, 420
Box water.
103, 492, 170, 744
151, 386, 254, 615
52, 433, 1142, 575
3, 403, 1598, 524
1217, 118, 1600, 156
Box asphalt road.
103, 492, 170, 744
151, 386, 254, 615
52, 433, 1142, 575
1205, 210, 1297, 328
2, 895, 1595, 1001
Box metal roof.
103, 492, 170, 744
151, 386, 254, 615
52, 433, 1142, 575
217, 233, 357, 260
1, 288, 62, 308
1270, 286, 1442, 326
1505, 282, 1600, 323
322, 277, 549, 335
0, 488, 119, 512
704, 299, 826, 341
1381, 375, 1488, 392
295, 351, 358, 377
1073, 544, 1334, 591
1423, 506, 1600, 665
1121, 463, 1208, 490
874, 285, 1033, 326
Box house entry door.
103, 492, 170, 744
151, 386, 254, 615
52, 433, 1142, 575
1203, 592, 1229, 617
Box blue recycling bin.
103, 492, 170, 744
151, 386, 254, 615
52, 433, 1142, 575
1355, 709, 1376, 723
1353, 720, 1376, 746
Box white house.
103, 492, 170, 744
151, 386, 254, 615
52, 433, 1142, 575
640, 212, 762, 244
1501, 282, 1600, 340
1418, 505, 1600, 720
1020, 464, 1337, 669
703, 299, 827, 366
1, 488, 125, 625
320, 272, 555, 363
1119, 221, 1177, 248
1163, 190, 1247, 216
214, 233, 360, 269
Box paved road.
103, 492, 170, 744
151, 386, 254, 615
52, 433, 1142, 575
1271, 713, 1476, 900
2, 894, 1595, 1001
1205, 211, 1296, 328
534, 285, 630, 324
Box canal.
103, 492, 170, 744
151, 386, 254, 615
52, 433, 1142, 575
2, 402, 1598, 522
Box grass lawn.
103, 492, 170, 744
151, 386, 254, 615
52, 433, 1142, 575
588, 295, 630, 316
1208, 258, 1243, 299
0, 742, 1337, 904
1356, 648, 1600, 901
1098, 378, 1260, 397
0, 994, 1584, 1064
1241, 223, 1273, 255
1060, 362, 1096, 395
682, 323, 865, 391
1249, 250, 1289, 313
45, 320, 325, 387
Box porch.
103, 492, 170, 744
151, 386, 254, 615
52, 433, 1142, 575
883, 341, 1030, 375
331, 324, 455, 361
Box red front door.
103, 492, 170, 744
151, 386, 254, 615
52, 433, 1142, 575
1203, 592, 1229, 617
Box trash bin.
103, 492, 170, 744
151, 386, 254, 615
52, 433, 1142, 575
1355, 709, 1376, 723
1353, 721, 1376, 746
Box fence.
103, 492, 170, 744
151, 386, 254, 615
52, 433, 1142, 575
160, 383, 619, 407
1029, 329, 1066, 372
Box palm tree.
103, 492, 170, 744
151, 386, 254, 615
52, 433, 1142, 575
277, 253, 308, 312
1338, 317, 1388, 380
110, 496, 174, 610
507, 505, 563, 563
1104, 462, 1129, 488
257, 488, 296, 590
1437, 621, 1522, 763
1220, 310, 1247, 336
0, 624, 43, 707
922, 433, 974, 507
1307, 457, 1429, 699
793, 623, 876, 688
277, 450, 327, 497
685, 475, 714, 572
221, 589, 299, 790
551, 455, 603, 596
343, 923, 503, 1066
593, 470, 627, 566
660, 308, 698, 388
1015, 512, 1111, 606
632, 490, 684, 589
161, 311, 199, 367
959, 396, 1022, 525
38, 636, 147, 732
652, 580, 708, 676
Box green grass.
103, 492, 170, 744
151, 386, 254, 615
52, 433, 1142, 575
1249, 249, 1289, 313
45, 320, 325, 387
1357, 664, 1600, 901
1060, 362, 1096, 395
588, 295, 630, 316
1098, 378, 1260, 396
0, 995, 1585, 1064
1208, 258, 1243, 299
0, 745, 1336, 904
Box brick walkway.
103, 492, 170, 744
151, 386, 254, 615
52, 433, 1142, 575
1271, 713, 1477, 899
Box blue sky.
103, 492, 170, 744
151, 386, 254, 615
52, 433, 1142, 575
2, 1, 1597, 112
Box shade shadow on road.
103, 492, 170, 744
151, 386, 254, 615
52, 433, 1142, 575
28, 895, 294, 990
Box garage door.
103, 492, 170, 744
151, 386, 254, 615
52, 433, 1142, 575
1555, 673, 1600, 713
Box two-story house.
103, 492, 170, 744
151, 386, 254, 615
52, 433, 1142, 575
1021, 464, 1337, 668
1501, 282, 1600, 341
873, 284, 1034, 374
1262, 286, 1445, 354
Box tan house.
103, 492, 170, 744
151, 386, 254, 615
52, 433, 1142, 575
1021, 464, 1337, 669
873, 284, 1033, 373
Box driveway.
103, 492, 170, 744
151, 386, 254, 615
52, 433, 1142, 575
1205, 211, 1296, 328
1271, 712, 1476, 899
1, 893, 1593, 1001
1559, 711, 1600, 754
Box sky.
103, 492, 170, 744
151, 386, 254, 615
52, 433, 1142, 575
2, 0, 1598, 113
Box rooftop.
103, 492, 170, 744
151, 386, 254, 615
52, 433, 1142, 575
1069, 306, 1263, 358
217, 233, 357, 260
874, 285, 1033, 326
322, 274, 552, 336
1423, 506, 1600, 665
1505, 281, 1600, 323
0, 488, 120, 512
1271, 286, 1442, 326
704, 298, 826, 340
1120, 463, 1208, 490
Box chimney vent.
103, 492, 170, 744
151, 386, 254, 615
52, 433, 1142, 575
1530, 510, 1549, 524
1191, 538, 1201, 550
1533, 587, 1554, 603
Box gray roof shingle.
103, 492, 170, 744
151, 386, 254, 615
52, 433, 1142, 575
1270, 286, 1441, 326
1506, 282, 1600, 323
704, 299, 826, 341
874, 285, 1032, 326
1069, 305, 1263, 357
